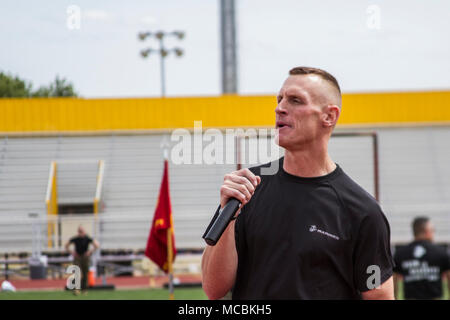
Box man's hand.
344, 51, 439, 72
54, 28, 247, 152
220, 168, 261, 209
202, 168, 261, 300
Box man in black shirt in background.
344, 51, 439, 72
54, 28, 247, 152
202, 67, 395, 299
65, 226, 100, 293
394, 217, 450, 299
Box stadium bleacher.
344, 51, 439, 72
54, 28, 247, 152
0, 94, 449, 283
0, 127, 449, 256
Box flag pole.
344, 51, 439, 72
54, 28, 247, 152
167, 225, 174, 300
161, 136, 174, 300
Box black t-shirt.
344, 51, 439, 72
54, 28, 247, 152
233, 157, 394, 300
393, 240, 450, 299
70, 236, 93, 256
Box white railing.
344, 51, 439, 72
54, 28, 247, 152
0, 213, 207, 254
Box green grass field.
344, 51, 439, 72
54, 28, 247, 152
0, 288, 207, 300
0, 281, 447, 300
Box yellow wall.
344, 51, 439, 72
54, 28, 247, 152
1, 91, 449, 133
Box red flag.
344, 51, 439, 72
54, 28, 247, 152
145, 160, 176, 273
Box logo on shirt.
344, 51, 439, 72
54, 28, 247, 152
413, 245, 426, 258
308, 225, 340, 240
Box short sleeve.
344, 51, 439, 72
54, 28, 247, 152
353, 208, 395, 292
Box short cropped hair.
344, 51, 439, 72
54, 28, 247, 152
289, 66, 341, 94
412, 216, 429, 237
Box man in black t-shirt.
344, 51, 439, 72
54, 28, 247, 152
393, 217, 450, 299
202, 66, 395, 300
65, 226, 99, 292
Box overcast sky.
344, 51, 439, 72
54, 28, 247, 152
1, 0, 449, 98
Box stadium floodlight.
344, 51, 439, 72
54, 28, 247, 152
155, 31, 165, 40
172, 31, 185, 40
137, 29, 185, 97
138, 32, 151, 41
174, 48, 184, 57
140, 48, 152, 58
160, 49, 169, 57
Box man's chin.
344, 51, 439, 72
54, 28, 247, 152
275, 135, 288, 149
276, 136, 310, 152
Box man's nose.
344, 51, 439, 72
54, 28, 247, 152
275, 102, 288, 115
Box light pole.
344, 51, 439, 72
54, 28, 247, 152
138, 30, 185, 97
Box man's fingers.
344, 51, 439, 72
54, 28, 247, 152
235, 168, 260, 187
224, 180, 252, 201
220, 185, 248, 205
220, 169, 261, 209
225, 173, 255, 194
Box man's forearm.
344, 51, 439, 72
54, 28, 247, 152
361, 276, 395, 300
201, 221, 238, 300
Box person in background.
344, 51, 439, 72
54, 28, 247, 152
393, 216, 450, 299
65, 225, 100, 294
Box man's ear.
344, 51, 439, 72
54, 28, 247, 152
322, 105, 340, 127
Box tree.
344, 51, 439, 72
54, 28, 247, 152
0, 72, 78, 98
0, 72, 32, 97
32, 75, 78, 97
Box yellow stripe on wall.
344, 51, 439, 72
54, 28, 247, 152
340, 91, 450, 125
0, 91, 449, 133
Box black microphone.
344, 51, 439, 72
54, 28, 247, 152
202, 198, 241, 246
